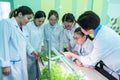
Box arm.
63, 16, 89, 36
63, 52, 83, 66
0, 19, 11, 75
26, 41, 40, 60
39, 27, 45, 52
23, 26, 40, 60
63, 30, 71, 51
80, 47, 105, 67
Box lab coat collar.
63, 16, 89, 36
49, 22, 58, 29
10, 17, 25, 38
31, 21, 42, 29
67, 23, 79, 32
94, 24, 102, 38
82, 38, 90, 46
10, 17, 20, 28
30, 21, 38, 28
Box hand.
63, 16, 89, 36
2, 66, 11, 75
66, 47, 72, 51
73, 51, 79, 55
63, 52, 73, 58
75, 59, 84, 67
32, 51, 40, 61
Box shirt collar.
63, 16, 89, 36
11, 17, 20, 28
94, 24, 102, 38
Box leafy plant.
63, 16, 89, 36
38, 50, 56, 61
41, 62, 85, 80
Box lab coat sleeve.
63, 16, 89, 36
87, 43, 94, 54
0, 20, 11, 67
26, 41, 35, 56
80, 47, 105, 67
63, 30, 70, 48
23, 26, 35, 55
37, 26, 45, 52
40, 28, 45, 52
59, 30, 65, 52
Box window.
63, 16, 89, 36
0, 2, 11, 20
0, 0, 14, 20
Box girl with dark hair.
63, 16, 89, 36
23, 10, 46, 80
0, 6, 39, 80
63, 27, 93, 66
44, 10, 63, 51
60, 13, 79, 53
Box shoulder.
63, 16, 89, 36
0, 19, 12, 29
44, 23, 49, 27
83, 38, 93, 46
26, 21, 34, 27
0, 19, 12, 35
56, 23, 64, 29
97, 25, 118, 38
0, 18, 11, 24
43, 23, 49, 29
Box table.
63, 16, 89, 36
59, 61, 108, 80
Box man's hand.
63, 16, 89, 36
2, 66, 11, 75
32, 51, 40, 61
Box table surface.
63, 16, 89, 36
59, 61, 108, 80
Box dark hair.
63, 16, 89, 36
75, 27, 94, 40
74, 27, 85, 37
62, 13, 75, 23
34, 10, 46, 19
48, 10, 59, 20
9, 6, 34, 18
77, 11, 100, 31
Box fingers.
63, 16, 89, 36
34, 53, 39, 61
32, 51, 40, 61
37, 56, 40, 61
2, 67, 11, 75
75, 60, 84, 67
63, 52, 72, 58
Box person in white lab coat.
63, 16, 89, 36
0, 6, 39, 80
24, 10, 46, 80
61, 13, 79, 53
44, 10, 63, 51
77, 11, 120, 74
63, 27, 93, 66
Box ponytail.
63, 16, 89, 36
9, 9, 18, 18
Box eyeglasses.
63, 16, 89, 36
73, 36, 83, 40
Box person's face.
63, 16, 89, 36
49, 15, 58, 26
34, 17, 45, 26
17, 13, 33, 26
63, 21, 74, 30
73, 33, 86, 45
21, 14, 33, 25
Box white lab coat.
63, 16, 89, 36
44, 22, 63, 51
23, 21, 44, 80
0, 17, 34, 80
80, 25, 120, 71
24, 21, 44, 52
77, 38, 93, 56
59, 28, 67, 52
62, 23, 79, 52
